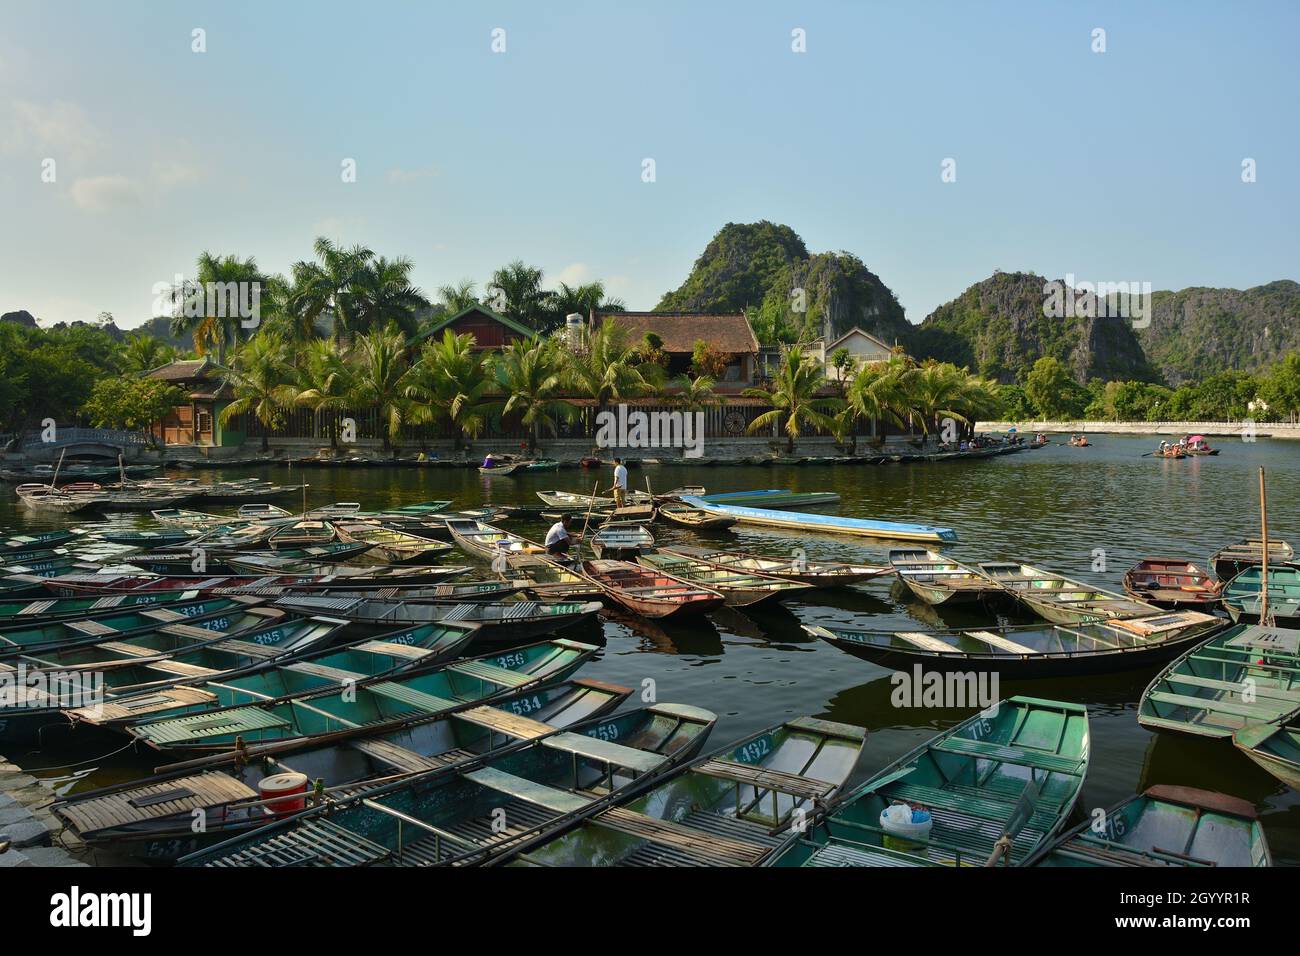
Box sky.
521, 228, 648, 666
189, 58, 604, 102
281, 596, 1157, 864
1, 0, 1297, 330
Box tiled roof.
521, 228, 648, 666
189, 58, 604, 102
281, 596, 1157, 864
598, 312, 759, 354
147, 358, 211, 382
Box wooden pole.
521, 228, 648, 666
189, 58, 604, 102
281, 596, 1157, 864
1260, 466, 1271, 626
576, 480, 599, 561
51, 448, 66, 488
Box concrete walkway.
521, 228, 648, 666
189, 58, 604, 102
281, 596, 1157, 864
0, 756, 88, 868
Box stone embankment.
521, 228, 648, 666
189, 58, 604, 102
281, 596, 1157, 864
976, 420, 1300, 439
0, 755, 87, 868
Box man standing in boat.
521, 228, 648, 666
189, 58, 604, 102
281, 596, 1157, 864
607, 457, 629, 509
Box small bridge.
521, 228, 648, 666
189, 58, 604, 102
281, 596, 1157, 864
17, 427, 154, 463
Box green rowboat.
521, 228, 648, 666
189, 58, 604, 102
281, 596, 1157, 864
635, 551, 812, 607
890, 548, 1002, 606
1234, 718, 1300, 790
978, 561, 1158, 624
1222, 565, 1300, 626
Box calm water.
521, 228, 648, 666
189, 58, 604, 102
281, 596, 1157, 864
5, 435, 1300, 864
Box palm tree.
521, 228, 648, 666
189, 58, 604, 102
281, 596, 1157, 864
168, 252, 268, 365
564, 320, 650, 437
486, 260, 549, 330
349, 324, 414, 455
280, 339, 354, 448
547, 281, 626, 328
840, 358, 914, 451
405, 330, 493, 450
215, 333, 292, 452
120, 334, 177, 374
489, 338, 576, 453
670, 374, 721, 412
437, 279, 480, 313
348, 255, 430, 340
287, 238, 373, 344
742, 346, 843, 454
910, 362, 974, 445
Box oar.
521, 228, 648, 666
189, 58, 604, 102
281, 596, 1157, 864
984, 776, 1043, 867
576, 480, 599, 562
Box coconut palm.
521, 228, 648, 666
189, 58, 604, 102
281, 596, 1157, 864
547, 281, 626, 328
168, 252, 269, 365
287, 238, 374, 344
840, 357, 916, 450
349, 324, 415, 454
489, 338, 576, 453
279, 339, 355, 448
564, 319, 650, 434
347, 255, 430, 340
742, 346, 843, 454
120, 334, 177, 374
215, 333, 292, 452
670, 374, 721, 412
405, 330, 493, 450
910, 362, 976, 445
437, 279, 480, 313
486, 260, 549, 330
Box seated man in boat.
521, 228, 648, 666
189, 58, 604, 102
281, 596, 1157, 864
482, 453, 496, 469
545, 515, 574, 555
607, 457, 629, 509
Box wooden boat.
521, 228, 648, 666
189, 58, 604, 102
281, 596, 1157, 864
0, 547, 68, 568
636, 551, 812, 607
65, 621, 480, 732
235, 503, 293, 520
1222, 565, 1300, 625
478, 457, 527, 475
522, 459, 559, 472
767, 697, 1089, 867
268, 520, 336, 549
99, 529, 199, 548
381, 500, 453, 518
806, 610, 1225, 677
446, 519, 550, 561
660, 545, 888, 588
304, 502, 363, 519
678, 496, 958, 543
1, 613, 345, 745
1032, 785, 1269, 867
152, 508, 251, 528
269, 595, 603, 645
890, 548, 1001, 606
0, 588, 214, 626
502, 717, 866, 868
1138, 622, 1300, 738
581, 559, 725, 619
1067, 436, 1091, 447
334, 522, 455, 565
0, 594, 270, 656
41, 568, 487, 596
1122, 559, 1222, 609
180, 700, 717, 867
654, 502, 736, 530
1153, 445, 1186, 459
1210, 538, 1294, 581
0, 552, 85, 577
15, 483, 106, 513
1234, 715, 1300, 790
695, 489, 841, 509
0, 530, 80, 553
591, 525, 654, 559
54, 678, 633, 864
977, 561, 1158, 624
535, 486, 704, 510
121, 637, 599, 754
0, 558, 105, 596
1184, 434, 1220, 456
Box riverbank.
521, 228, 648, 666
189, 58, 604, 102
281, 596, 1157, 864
977, 420, 1298, 438
0, 756, 87, 868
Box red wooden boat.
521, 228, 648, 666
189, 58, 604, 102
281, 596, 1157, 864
1122, 558, 1222, 610
580, 559, 724, 619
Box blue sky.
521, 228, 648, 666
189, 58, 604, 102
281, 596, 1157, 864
2, 0, 1296, 329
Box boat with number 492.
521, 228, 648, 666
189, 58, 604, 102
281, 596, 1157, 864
179, 701, 717, 867
806, 610, 1225, 678
766, 697, 1089, 868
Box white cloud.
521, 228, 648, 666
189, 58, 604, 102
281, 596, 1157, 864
8, 99, 100, 158
70, 175, 141, 211
554, 262, 592, 287
152, 158, 205, 189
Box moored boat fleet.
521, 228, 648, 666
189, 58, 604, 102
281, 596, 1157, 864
0, 470, 1295, 869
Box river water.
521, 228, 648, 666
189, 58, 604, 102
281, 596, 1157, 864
4, 434, 1298, 864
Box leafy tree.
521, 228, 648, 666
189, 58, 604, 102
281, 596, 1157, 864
486, 260, 549, 331
119, 334, 177, 374
1258, 354, 1300, 420
405, 330, 493, 449
287, 238, 374, 344
347, 255, 429, 340
349, 325, 416, 454
279, 339, 355, 447
83, 378, 185, 431
743, 346, 843, 453
691, 340, 730, 379
1024, 357, 1081, 419
488, 338, 576, 453
436, 279, 480, 313
216, 333, 293, 452
168, 252, 269, 365
564, 320, 651, 431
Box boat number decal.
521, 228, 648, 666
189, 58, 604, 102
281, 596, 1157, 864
508, 695, 543, 715
588, 722, 620, 741
969, 717, 994, 740
254, 629, 283, 645
392, 630, 417, 645
735, 735, 772, 764
496, 652, 526, 668
200, 618, 231, 631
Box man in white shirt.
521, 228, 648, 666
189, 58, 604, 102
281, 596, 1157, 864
545, 515, 573, 555
607, 457, 629, 509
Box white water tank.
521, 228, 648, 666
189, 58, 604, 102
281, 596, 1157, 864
566, 313, 584, 349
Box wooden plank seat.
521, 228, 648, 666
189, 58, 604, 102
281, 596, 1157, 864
282, 661, 367, 682
145, 660, 220, 678
964, 631, 1037, 655
64, 619, 118, 636
95, 640, 159, 658
139, 608, 189, 622
447, 660, 534, 688
68, 686, 219, 721
364, 681, 459, 713
895, 631, 960, 653
352, 640, 433, 660
455, 705, 554, 740
14, 599, 57, 615
208, 819, 391, 867
889, 781, 1067, 831
1163, 672, 1300, 702
542, 732, 667, 773
801, 841, 921, 867
461, 766, 592, 813
930, 736, 1086, 775
58, 772, 258, 834
692, 759, 836, 801
210, 639, 283, 659
135, 706, 293, 744
348, 738, 447, 774
158, 622, 229, 640
590, 806, 769, 865
1145, 691, 1285, 720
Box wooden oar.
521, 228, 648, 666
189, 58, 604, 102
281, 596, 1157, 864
984, 776, 1043, 867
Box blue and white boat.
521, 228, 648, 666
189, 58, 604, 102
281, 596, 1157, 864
678, 496, 958, 543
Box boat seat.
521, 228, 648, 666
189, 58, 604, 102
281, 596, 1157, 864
57, 773, 257, 834
282, 661, 367, 683
930, 737, 1085, 775
207, 819, 392, 867
801, 841, 921, 867
890, 782, 1064, 830
692, 759, 836, 800
352, 640, 433, 660
159, 622, 229, 640
542, 732, 667, 773
210, 639, 283, 659
63, 619, 118, 636
69, 686, 219, 722
96, 640, 159, 658
895, 632, 960, 653
348, 738, 446, 774
447, 660, 533, 688
365, 682, 458, 713
1145, 691, 1283, 720
136, 706, 293, 744
1164, 673, 1300, 703
591, 806, 769, 865
147, 660, 220, 678
138, 607, 190, 622
455, 705, 554, 739
461, 766, 592, 813
964, 631, 1037, 655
